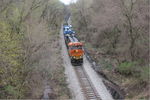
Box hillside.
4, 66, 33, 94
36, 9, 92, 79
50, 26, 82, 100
0, 0, 71, 99
70, 0, 149, 99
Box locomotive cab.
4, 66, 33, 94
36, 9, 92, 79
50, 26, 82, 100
68, 42, 84, 66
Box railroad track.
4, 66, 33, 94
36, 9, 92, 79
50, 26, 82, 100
75, 66, 101, 100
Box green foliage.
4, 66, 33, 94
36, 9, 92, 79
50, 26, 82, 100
117, 61, 149, 83
5, 85, 18, 96
139, 96, 149, 100
0, 4, 26, 98
101, 59, 113, 70
140, 66, 149, 83
0, 20, 25, 98
117, 61, 138, 75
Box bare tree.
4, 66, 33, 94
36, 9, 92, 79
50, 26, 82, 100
120, 0, 141, 61
0, 0, 13, 13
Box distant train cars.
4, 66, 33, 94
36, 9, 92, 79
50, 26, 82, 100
63, 24, 84, 66
63, 25, 75, 36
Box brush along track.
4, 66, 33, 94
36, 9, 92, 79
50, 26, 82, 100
74, 66, 101, 100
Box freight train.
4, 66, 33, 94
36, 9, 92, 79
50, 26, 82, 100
63, 24, 84, 66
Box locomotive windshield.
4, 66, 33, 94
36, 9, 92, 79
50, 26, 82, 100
69, 45, 82, 50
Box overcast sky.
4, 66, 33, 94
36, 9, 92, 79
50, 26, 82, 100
59, 0, 77, 5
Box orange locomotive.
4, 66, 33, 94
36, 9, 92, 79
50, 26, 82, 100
65, 35, 84, 66
68, 42, 84, 65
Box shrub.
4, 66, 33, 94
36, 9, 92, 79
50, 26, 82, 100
117, 61, 138, 75
101, 59, 113, 70
140, 66, 149, 83
117, 61, 149, 83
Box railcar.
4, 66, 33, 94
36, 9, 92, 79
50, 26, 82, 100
63, 25, 75, 36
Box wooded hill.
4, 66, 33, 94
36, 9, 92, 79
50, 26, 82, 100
70, 0, 149, 99
0, 0, 71, 99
